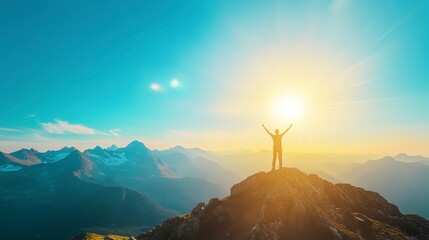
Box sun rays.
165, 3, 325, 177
163, 1, 429, 154
273, 95, 305, 122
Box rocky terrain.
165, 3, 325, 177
71, 233, 132, 240
138, 168, 429, 240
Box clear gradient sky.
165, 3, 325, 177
1, 0, 428, 155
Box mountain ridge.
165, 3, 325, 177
0, 153, 175, 240
0, 141, 233, 240
138, 168, 429, 240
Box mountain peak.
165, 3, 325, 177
171, 145, 187, 151
66, 149, 83, 156
138, 168, 429, 240
29, 147, 39, 152
396, 153, 409, 158
59, 146, 76, 152
62, 150, 89, 165
395, 152, 427, 160
93, 145, 103, 151
56, 150, 94, 178
7, 148, 41, 166
126, 140, 147, 149
394, 153, 429, 165
11, 148, 33, 154
372, 156, 398, 163
106, 144, 119, 151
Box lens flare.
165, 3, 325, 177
170, 79, 179, 88
150, 83, 162, 91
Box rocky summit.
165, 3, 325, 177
137, 168, 429, 240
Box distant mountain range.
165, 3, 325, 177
394, 153, 429, 165
138, 168, 429, 240
0, 146, 77, 171
2, 142, 429, 239
335, 157, 429, 219
0, 140, 239, 240
0, 146, 178, 240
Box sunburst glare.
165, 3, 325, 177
273, 95, 305, 122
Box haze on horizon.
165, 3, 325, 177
1, 0, 428, 156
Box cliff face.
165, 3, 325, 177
138, 168, 429, 240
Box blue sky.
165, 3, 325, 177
1, 0, 428, 154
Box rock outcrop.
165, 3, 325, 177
138, 168, 429, 240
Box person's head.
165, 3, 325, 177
275, 129, 279, 135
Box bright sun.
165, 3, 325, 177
274, 95, 305, 121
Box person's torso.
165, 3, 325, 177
272, 134, 282, 148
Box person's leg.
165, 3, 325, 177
272, 149, 277, 171
278, 149, 283, 169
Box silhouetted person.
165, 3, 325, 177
263, 124, 293, 171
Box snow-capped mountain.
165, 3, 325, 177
10, 148, 44, 164
42, 146, 76, 163
0, 152, 25, 171
0, 140, 231, 238
84, 146, 128, 166
0, 152, 175, 240
83, 140, 176, 178
106, 144, 119, 151
0, 146, 76, 172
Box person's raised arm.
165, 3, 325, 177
280, 124, 293, 136
262, 124, 274, 136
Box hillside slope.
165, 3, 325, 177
337, 157, 429, 218
0, 150, 175, 240
138, 168, 429, 240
